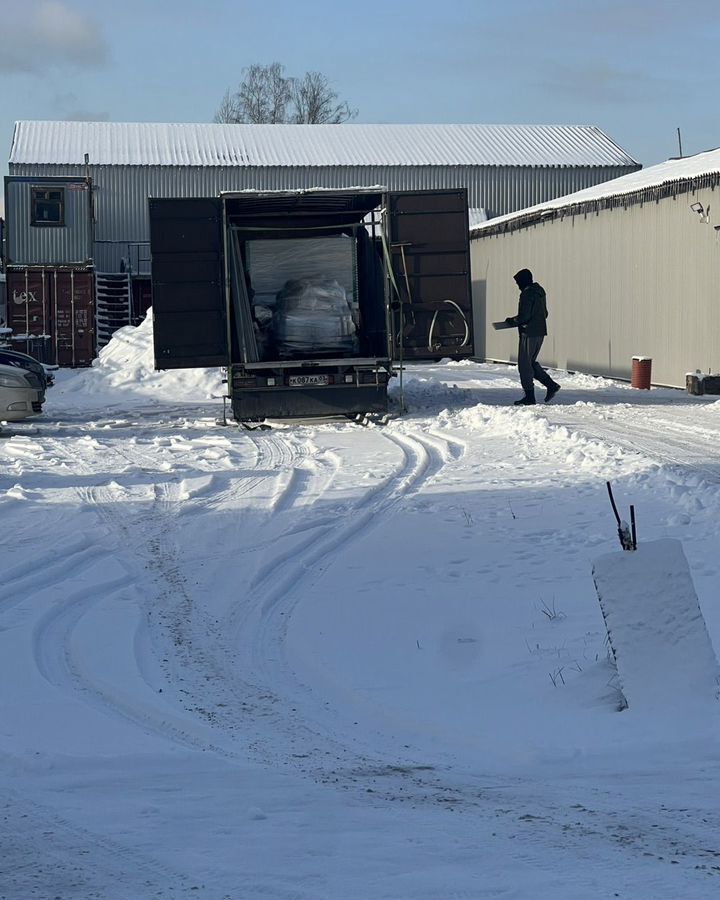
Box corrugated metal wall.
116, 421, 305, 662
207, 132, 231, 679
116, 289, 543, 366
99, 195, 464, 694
470, 186, 720, 388
5, 178, 92, 266
8, 162, 634, 273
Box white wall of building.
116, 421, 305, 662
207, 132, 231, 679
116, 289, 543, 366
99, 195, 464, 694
471, 186, 720, 387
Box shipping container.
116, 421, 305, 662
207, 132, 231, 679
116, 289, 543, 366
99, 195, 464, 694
149, 188, 475, 421
4, 176, 93, 267
6, 268, 95, 367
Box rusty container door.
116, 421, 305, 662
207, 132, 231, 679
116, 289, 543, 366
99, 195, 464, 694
132, 278, 152, 326
54, 271, 95, 367
6, 270, 53, 362
388, 189, 474, 361
7, 270, 51, 339
6, 269, 95, 366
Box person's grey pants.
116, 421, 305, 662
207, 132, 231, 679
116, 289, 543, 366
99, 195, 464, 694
518, 334, 555, 394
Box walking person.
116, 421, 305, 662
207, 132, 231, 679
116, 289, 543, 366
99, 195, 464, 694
504, 268, 561, 406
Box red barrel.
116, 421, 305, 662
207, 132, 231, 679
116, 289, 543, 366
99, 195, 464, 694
631, 356, 652, 389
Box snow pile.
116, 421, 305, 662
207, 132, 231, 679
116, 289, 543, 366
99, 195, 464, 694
54, 310, 224, 407
592, 539, 720, 711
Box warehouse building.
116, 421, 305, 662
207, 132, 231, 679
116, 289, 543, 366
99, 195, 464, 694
3, 120, 639, 365
470, 148, 720, 388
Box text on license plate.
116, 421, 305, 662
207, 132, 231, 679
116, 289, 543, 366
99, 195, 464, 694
288, 374, 330, 387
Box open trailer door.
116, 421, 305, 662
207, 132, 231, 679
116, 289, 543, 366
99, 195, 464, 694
387, 189, 474, 361
149, 197, 229, 369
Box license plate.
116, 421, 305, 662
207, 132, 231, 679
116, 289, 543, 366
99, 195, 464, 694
288, 374, 330, 387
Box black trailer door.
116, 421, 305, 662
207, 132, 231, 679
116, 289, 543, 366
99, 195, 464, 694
149, 197, 229, 368
387, 189, 474, 361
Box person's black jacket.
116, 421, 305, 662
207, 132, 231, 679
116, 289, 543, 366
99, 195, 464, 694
506, 282, 548, 336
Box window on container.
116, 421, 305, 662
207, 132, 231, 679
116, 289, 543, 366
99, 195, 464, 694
31, 187, 65, 226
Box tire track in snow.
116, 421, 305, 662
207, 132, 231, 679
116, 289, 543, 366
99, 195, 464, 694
132, 426, 454, 777
15, 414, 720, 880
47, 426, 327, 757
201, 439, 341, 565
0, 788, 206, 900
9, 421, 451, 790
0, 533, 99, 615
241, 428, 441, 618
196, 430, 295, 511
428, 427, 467, 460
17, 430, 291, 755
1, 432, 220, 752
32, 573, 137, 688
24, 422, 580, 825
21, 475, 231, 753
79, 477, 245, 751
270, 448, 339, 514
30, 571, 229, 754
203, 428, 461, 777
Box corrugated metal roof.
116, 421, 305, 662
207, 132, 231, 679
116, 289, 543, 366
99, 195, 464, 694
8, 121, 638, 168
471, 147, 720, 233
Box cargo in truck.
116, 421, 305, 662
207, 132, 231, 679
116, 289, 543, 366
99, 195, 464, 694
149, 188, 474, 423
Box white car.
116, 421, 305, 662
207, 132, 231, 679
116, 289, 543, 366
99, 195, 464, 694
0, 362, 43, 422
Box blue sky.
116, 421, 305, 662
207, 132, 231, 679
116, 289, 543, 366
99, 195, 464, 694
1, 0, 719, 201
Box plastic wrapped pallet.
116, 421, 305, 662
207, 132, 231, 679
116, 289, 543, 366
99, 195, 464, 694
272, 278, 359, 358
246, 237, 356, 310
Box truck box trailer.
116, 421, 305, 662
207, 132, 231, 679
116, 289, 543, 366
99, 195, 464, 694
149, 188, 474, 422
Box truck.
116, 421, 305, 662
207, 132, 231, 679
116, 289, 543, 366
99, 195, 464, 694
148, 187, 474, 423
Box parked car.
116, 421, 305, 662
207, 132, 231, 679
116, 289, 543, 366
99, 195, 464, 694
0, 362, 43, 421
0, 349, 53, 403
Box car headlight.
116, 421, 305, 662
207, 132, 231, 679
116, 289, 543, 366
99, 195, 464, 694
23, 373, 42, 390
0, 373, 27, 388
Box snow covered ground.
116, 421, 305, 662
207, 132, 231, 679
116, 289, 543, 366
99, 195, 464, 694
2, 317, 720, 899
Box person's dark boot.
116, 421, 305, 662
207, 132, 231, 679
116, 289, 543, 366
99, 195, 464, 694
544, 383, 561, 404
513, 391, 536, 406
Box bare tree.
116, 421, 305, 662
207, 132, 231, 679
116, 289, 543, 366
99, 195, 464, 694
213, 89, 242, 124
214, 62, 356, 125
239, 62, 293, 124
292, 71, 357, 124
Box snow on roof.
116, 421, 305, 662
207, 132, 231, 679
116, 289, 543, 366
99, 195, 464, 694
9, 121, 639, 169
468, 208, 489, 227
471, 147, 720, 235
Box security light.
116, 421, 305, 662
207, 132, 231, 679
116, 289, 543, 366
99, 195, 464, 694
690, 202, 705, 215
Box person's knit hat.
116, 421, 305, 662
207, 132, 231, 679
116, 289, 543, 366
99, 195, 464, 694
513, 269, 533, 289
